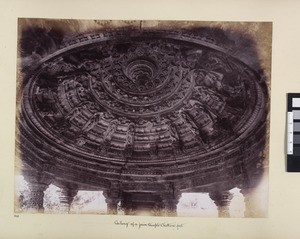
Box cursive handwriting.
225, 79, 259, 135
114, 220, 184, 230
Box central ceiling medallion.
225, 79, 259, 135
124, 58, 158, 92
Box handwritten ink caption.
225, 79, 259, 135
114, 220, 184, 230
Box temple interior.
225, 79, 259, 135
15, 20, 270, 217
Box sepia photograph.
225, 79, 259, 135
15, 18, 271, 218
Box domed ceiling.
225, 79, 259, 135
17, 22, 270, 194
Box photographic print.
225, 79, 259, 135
15, 19, 271, 218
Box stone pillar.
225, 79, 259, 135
26, 182, 49, 212
122, 200, 134, 215
161, 183, 181, 217
151, 202, 163, 216
163, 198, 178, 217
241, 188, 266, 218
59, 186, 78, 213
105, 198, 119, 215
209, 191, 233, 218
23, 171, 52, 212
103, 188, 120, 215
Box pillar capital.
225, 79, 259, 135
209, 190, 233, 218
23, 169, 53, 187
59, 185, 78, 213
103, 190, 120, 215
22, 170, 53, 212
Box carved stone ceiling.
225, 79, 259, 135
18, 28, 268, 191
